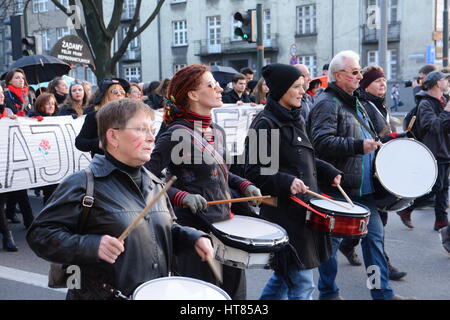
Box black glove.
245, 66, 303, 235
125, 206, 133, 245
182, 193, 208, 214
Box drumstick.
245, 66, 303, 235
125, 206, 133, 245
305, 189, 351, 210
206, 255, 223, 285
407, 116, 417, 131
336, 184, 355, 207
206, 195, 272, 206
118, 176, 177, 242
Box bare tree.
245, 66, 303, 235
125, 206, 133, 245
50, 0, 165, 82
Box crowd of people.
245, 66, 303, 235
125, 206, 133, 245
0, 50, 449, 300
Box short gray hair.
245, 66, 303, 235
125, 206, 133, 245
328, 50, 360, 82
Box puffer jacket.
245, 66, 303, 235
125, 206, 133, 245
308, 82, 377, 196
416, 90, 450, 164
26, 155, 206, 300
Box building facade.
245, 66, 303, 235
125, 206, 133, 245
141, 0, 446, 82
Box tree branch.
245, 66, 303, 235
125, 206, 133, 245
82, 0, 110, 38
106, 0, 125, 36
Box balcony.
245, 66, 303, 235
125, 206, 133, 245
362, 22, 401, 44
194, 34, 279, 57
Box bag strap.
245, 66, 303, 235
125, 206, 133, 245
341, 99, 379, 141
78, 167, 94, 233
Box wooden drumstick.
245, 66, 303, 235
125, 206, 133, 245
206, 195, 272, 206
206, 255, 223, 285
118, 176, 177, 242
336, 184, 355, 207
407, 116, 417, 132
305, 189, 351, 210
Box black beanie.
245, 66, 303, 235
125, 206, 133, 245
262, 63, 303, 101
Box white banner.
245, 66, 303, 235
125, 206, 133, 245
0, 104, 264, 192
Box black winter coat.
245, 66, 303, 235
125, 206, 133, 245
26, 155, 206, 299
245, 96, 341, 269
416, 90, 450, 164
308, 83, 377, 196
75, 110, 103, 158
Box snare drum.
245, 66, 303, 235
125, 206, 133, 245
373, 138, 437, 211
133, 276, 231, 300
210, 215, 289, 269
306, 199, 370, 239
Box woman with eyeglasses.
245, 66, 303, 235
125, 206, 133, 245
27, 98, 214, 300
146, 64, 262, 300
75, 78, 128, 158
58, 81, 89, 117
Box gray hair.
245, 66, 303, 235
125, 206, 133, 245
328, 50, 360, 82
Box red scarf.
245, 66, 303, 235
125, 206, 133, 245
7, 85, 28, 104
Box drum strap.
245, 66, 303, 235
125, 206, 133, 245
290, 196, 329, 219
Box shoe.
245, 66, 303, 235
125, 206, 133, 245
388, 263, 407, 281
390, 294, 416, 300
339, 247, 362, 266
7, 214, 20, 224
439, 226, 450, 254
434, 220, 449, 231
2, 231, 18, 252
397, 209, 414, 229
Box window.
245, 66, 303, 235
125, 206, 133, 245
367, 0, 399, 24
14, 0, 24, 14
297, 5, 316, 35
173, 63, 187, 74
124, 66, 141, 82
298, 55, 317, 78
123, 26, 140, 50
123, 0, 137, 20
33, 0, 48, 13
56, 27, 72, 40
59, 0, 69, 8
367, 49, 398, 79
172, 20, 188, 46
41, 30, 51, 51
209, 61, 221, 66
207, 16, 221, 53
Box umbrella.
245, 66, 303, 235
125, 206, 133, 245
1, 54, 71, 84
29, 75, 76, 92
210, 65, 239, 88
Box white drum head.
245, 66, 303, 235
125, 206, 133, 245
133, 277, 231, 300
375, 139, 437, 198
212, 216, 286, 241
310, 199, 368, 215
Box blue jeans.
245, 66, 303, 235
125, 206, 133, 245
259, 268, 315, 300
318, 194, 394, 300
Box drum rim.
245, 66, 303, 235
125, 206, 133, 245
309, 199, 371, 217
132, 276, 231, 300
211, 215, 289, 245
375, 138, 438, 198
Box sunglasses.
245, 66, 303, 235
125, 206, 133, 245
340, 69, 363, 76
110, 89, 126, 95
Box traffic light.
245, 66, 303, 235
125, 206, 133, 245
5, 15, 23, 60
22, 36, 36, 56
234, 10, 257, 43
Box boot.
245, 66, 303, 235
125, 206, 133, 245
397, 209, 414, 229
434, 219, 449, 231
388, 262, 407, 281
2, 231, 18, 252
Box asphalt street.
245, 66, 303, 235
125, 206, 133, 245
0, 191, 449, 300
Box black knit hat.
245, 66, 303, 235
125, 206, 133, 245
262, 63, 303, 101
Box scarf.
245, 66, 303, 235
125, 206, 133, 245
7, 85, 28, 104
184, 111, 212, 129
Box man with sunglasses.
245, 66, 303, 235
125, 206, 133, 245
308, 50, 414, 300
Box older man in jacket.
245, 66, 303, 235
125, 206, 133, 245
308, 50, 413, 300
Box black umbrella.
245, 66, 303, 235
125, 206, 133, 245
210, 65, 239, 88
1, 54, 71, 84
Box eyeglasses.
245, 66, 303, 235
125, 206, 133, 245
204, 81, 221, 90
113, 127, 155, 136
340, 69, 363, 76
110, 89, 126, 95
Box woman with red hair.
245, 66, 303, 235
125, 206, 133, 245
146, 64, 261, 299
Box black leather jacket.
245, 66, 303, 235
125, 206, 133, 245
308, 83, 375, 196
26, 155, 206, 300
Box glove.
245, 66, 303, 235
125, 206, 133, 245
244, 184, 262, 206
182, 193, 208, 214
